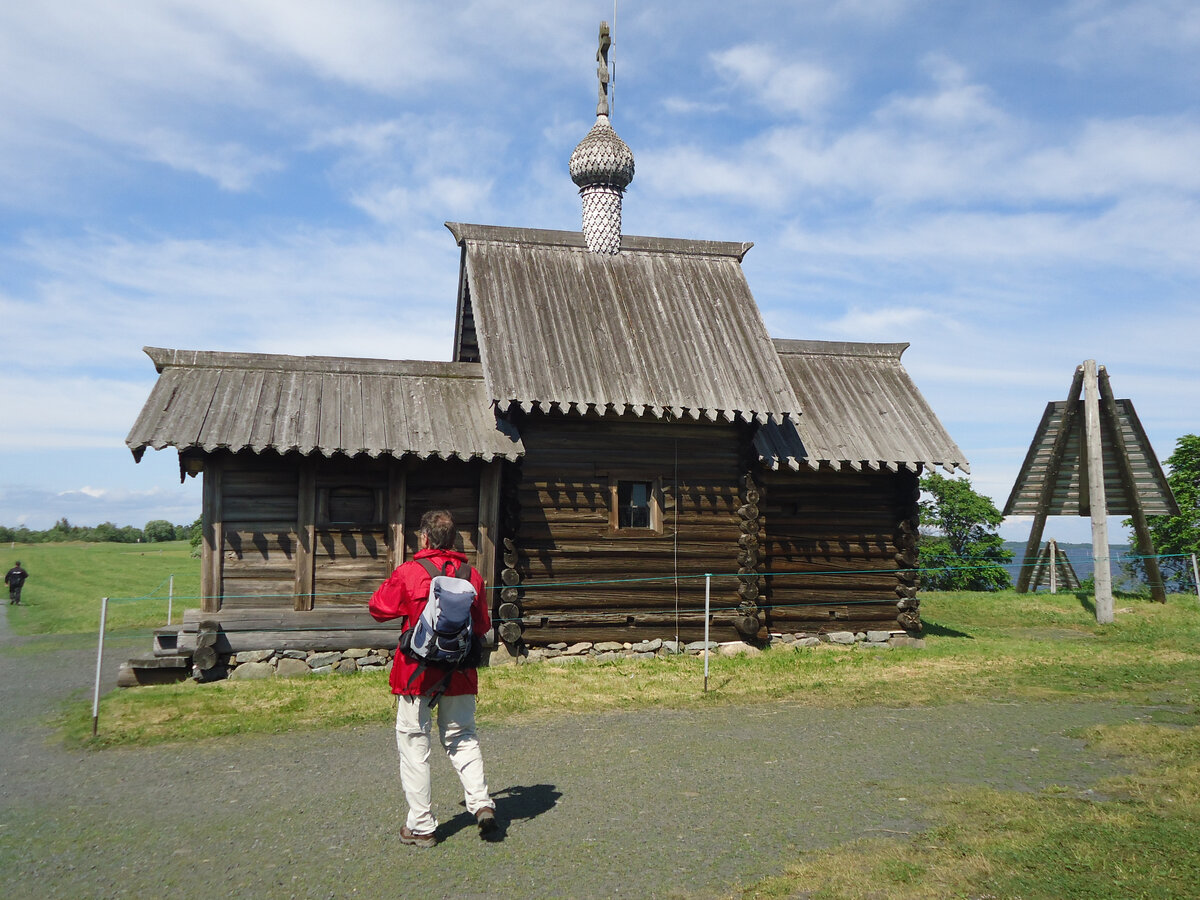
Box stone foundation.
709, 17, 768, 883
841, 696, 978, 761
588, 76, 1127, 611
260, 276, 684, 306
120, 630, 924, 685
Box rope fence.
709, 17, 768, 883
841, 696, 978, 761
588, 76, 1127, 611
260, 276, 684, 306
100, 552, 1200, 620
88, 549, 1200, 731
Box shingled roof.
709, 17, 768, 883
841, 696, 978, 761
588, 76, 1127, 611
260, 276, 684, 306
753, 340, 969, 473
126, 348, 523, 463
447, 223, 800, 425
1003, 397, 1177, 517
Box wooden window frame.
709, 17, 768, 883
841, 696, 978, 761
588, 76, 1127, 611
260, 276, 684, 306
607, 475, 664, 535
316, 485, 385, 528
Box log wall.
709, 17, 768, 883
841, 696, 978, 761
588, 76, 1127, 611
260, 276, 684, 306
220, 454, 299, 610
510, 415, 746, 643
207, 451, 488, 612
312, 455, 391, 608
758, 465, 921, 633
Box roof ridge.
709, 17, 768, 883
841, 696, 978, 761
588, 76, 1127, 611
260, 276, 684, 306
143, 347, 485, 378
445, 222, 752, 261
773, 339, 909, 360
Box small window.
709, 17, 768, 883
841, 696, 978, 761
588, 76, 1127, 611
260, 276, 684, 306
324, 486, 379, 525
618, 481, 653, 529
608, 476, 663, 533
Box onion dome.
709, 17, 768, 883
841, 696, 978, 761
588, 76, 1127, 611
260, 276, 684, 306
569, 115, 635, 191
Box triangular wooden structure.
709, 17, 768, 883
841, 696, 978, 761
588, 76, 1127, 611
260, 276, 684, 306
1028, 539, 1081, 593
1004, 360, 1179, 621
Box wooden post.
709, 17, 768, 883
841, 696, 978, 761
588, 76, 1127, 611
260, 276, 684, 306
387, 461, 408, 572
294, 457, 316, 611
201, 458, 223, 613
1049, 539, 1058, 594
476, 460, 503, 591
1097, 368, 1167, 603
1016, 368, 1084, 593
1082, 360, 1113, 624
92, 597, 109, 738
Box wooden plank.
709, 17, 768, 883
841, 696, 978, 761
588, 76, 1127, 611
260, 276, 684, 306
202, 458, 223, 613
294, 457, 316, 611
387, 462, 407, 572
477, 459, 502, 591
1083, 360, 1113, 623
314, 528, 389, 560
180, 628, 403, 653
1099, 369, 1166, 603
223, 496, 300, 522
1015, 369, 1085, 592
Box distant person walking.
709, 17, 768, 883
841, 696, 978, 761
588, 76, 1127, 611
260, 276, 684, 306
369, 509, 497, 848
5, 562, 28, 605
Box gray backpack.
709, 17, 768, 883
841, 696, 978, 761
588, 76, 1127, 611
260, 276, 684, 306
399, 558, 477, 672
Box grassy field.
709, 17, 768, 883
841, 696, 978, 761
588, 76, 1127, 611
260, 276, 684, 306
15, 537, 1200, 898
2, 540, 200, 635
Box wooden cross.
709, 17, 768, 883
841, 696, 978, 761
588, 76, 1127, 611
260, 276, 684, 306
596, 21, 611, 117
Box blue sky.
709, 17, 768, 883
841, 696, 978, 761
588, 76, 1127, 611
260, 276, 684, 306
1, 0, 1197, 544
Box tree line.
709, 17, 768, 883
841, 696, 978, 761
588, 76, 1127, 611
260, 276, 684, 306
0, 517, 196, 545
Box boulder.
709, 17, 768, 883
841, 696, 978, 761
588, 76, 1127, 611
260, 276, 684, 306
238, 649, 275, 664
230, 661, 274, 681
275, 658, 311, 678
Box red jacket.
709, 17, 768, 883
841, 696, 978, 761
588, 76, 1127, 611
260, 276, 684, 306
369, 549, 490, 696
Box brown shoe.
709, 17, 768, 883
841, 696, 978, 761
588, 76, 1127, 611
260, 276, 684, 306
475, 806, 497, 836
400, 825, 436, 848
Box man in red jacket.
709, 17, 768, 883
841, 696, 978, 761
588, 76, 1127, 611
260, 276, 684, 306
370, 509, 497, 847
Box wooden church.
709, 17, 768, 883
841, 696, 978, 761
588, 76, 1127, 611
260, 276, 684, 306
127, 29, 966, 655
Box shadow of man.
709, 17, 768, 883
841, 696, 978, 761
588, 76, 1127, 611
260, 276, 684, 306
444, 783, 562, 843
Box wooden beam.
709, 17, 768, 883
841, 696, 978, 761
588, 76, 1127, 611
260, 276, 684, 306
387, 461, 408, 572
294, 457, 316, 611
476, 459, 503, 592
1082, 360, 1114, 623
201, 458, 223, 613
1016, 367, 1084, 592
1098, 368, 1167, 602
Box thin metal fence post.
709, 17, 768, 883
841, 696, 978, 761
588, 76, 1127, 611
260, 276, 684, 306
1192, 554, 1200, 606
167, 574, 174, 626
703, 574, 711, 693
92, 597, 109, 738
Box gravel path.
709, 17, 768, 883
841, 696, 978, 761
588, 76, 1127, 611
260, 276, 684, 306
0, 606, 1145, 899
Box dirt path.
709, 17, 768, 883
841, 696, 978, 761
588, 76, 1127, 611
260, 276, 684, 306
0, 607, 1144, 899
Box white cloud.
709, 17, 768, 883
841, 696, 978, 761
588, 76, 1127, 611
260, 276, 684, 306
3, 224, 462, 373
1062, 0, 1200, 62
824, 305, 939, 339
0, 375, 150, 449
711, 44, 837, 117
133, 129, 283, 191
65, 486, 110, 499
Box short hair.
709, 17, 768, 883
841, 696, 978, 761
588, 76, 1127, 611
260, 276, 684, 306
419, 510, 457, 550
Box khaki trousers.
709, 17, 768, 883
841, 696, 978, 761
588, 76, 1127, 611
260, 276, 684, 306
394, 692, 493, 833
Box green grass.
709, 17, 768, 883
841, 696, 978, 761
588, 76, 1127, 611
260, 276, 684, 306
58, 587, 1200, 750
37, 579, 1200, 898
2, 540, 199, 635
733, 721, 1200, 899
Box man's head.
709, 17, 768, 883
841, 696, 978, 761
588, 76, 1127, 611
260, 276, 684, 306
418, 510, 457, 551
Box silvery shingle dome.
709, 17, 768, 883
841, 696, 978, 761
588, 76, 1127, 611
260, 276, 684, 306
569, 115, 635, 190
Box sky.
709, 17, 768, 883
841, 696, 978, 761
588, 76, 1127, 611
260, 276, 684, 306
1, 0, 1197, 544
